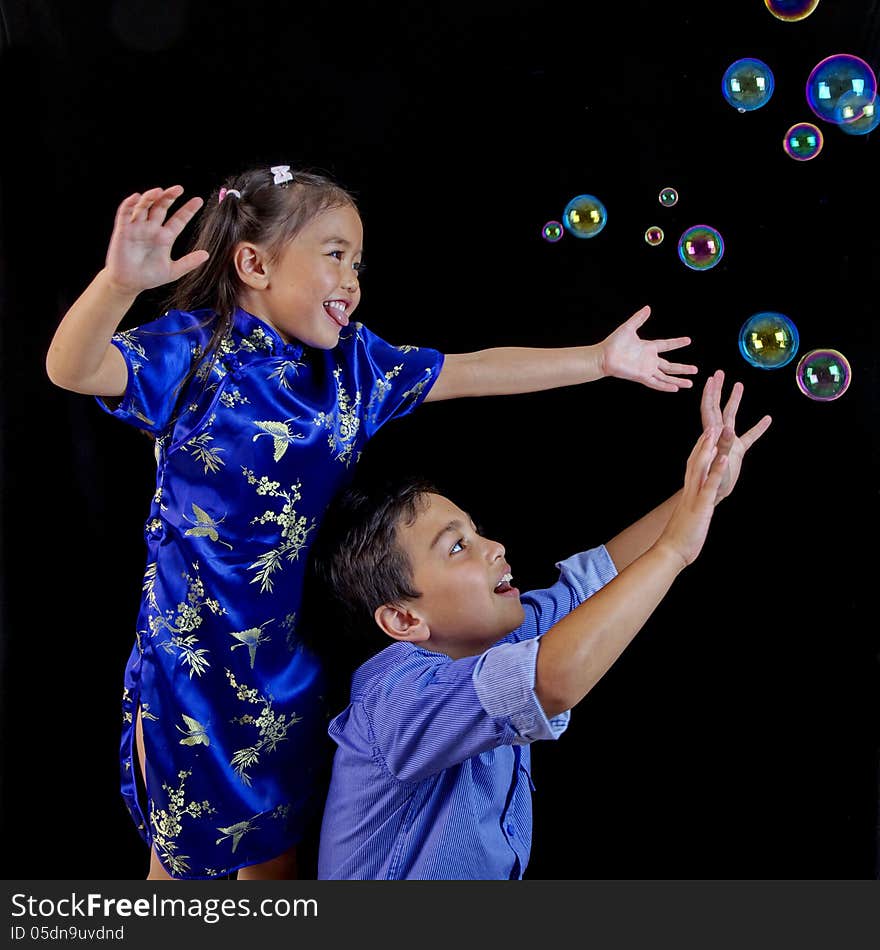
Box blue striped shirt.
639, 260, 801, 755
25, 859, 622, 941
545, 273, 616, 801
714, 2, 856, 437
317, 546, 618, 879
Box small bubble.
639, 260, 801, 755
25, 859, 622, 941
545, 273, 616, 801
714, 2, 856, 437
783, 122, 824, 161
764, 0, 820, 23
658, 187, 679, 208
644, 226, 665, 246
541, 220, 564, 243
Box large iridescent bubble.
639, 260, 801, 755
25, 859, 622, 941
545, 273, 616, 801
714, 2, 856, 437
738, 312, 800, 369
795, 349, 851, 400
764, 0, 820, 22
806, 54, 878, 124
722, 58, 775, 112
834, 91, 880, 135
677, 225, 724, 271
783, 122, 824, 161
562, 194, 607, 239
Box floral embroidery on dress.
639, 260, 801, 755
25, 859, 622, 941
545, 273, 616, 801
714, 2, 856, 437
314, 367, 361, 465
182, 414, 226, 474
242, 472, 317, 592
225, 669, 303, 787
366, 363, 404, 423
152, 562, 226, 677
149, 768, 216, 876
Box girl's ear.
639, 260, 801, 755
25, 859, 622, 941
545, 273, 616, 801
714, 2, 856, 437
233, 243, 269, 289
374, 603, 430, 644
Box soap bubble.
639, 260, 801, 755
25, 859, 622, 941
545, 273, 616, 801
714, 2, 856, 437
722, 58, 775, 112
658, 187, 679, 207
541, 221, 564, 242
562, 194, 607, 239
795, 348, 851, 400
677, 225, 725, 271
738, 312, 800, 369
764, 0, 820, 22
806, 54, 877, 124
834, 91, 880, 135
644, 226, 665, 246
783, 122, 824, 160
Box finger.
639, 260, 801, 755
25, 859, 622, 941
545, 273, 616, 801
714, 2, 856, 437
653, 372, 693, 390
626, 305, 652, 330
739, 414, 772, 451
146, 185, 186, 223
129, 187, 165, 223
700, 453, 728, 498
684, 428, 718, 497
721, 380, 744, 428
647, 375, 681, 393
716, 424, 736, 456
168, 249, 210, 282
659, 360, 699, 375
700, 372, 716, 424
163, 196, 205, 239
654, 336, 692, 354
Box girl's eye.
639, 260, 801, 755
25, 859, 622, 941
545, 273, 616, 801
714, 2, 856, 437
329, 250, 344, 260
353, 262, 366, 274
450, 539, 465, 555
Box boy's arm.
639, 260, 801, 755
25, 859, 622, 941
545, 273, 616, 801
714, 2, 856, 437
46, 186, 208, 397
535, 427, 728, 718
424, 305, 697, 400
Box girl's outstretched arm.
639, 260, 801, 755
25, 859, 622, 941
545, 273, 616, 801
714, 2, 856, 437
46, 186, 208, 397
424, 305, 698, 401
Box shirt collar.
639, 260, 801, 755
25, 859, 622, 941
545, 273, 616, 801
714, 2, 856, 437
232, 307, 305, 360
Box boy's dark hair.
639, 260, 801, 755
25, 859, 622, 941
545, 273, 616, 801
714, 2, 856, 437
163, 166, 357, 398
300, 474, 438, 674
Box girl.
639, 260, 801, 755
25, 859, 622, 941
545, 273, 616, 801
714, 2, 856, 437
45, 164, 697, 880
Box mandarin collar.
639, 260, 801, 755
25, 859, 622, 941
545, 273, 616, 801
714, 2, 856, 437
232, 307, 305, 361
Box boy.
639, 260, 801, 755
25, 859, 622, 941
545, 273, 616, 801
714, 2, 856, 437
309, 371, 771, 879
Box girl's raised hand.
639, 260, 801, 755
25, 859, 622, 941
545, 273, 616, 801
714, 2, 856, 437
104, 186, 210, 295
600, 305, 698, 392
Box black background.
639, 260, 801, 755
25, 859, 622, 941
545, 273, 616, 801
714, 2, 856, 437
1, 0, 878, 879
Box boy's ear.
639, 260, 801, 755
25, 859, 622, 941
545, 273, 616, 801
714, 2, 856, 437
233, 243, 270, 289
374, 603, 430, 644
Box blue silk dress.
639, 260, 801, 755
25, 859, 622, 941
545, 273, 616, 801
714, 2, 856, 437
100, 307, 443, 878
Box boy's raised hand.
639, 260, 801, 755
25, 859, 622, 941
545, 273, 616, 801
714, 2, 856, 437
600, 305, 699, 392
104, 185, 210, 295
657, 426, 729, 568
700, 370, 772, 504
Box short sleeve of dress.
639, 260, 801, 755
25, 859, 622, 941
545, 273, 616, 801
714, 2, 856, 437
337, 322, 445, 437
96, 310, 204, 436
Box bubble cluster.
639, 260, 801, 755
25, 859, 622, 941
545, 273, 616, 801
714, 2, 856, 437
782, 121, 824, 161
722, 58, 775, 112
764, 0, 820, 22
677, 225, 725, 271
738, 312, 800, 369
806, 54, 878, 124
795, 349, 852, 400
562, 194, 608, 239
541, 220, 564, 243
658, 187, 679, 207
644, 226, 664, 246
